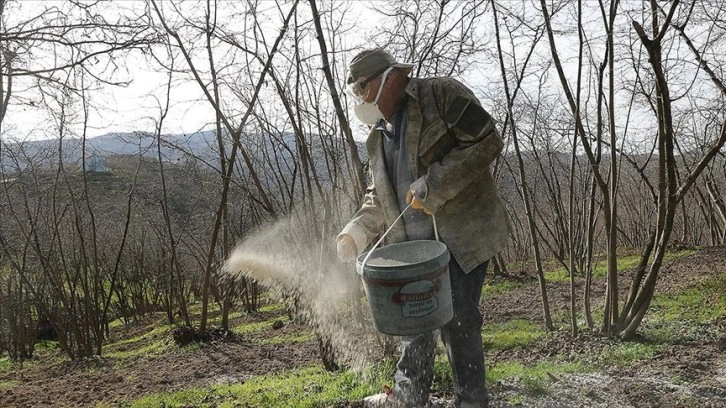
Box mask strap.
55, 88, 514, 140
371, 67, 394, 105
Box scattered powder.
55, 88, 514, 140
222, 210, 389, 372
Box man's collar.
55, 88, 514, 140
404, 77, 419, 101
373, 119, 395, 140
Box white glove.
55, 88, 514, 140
336, 234, 358, 263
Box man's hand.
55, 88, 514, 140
336, 234, 358, 263
406, 190, 433, 215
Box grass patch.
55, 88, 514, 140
663, 249, 697, 262
591, 255, 640, 278
544, 268, 570, 284
544, 249, 697, 283
487, 360, 587, 396
482, 280, 518, 296
259, 303, 286, 314
431, 354, 454, 392
0, 357, 10, 372
34, 340, 59, 351
0, 379, 19, 390
108, 318, 175, 344
128, 365, 381, 408
108, 318, 126, 330
180, 341, 202, 351
597, 341, 661, 366
639, 272, 726, 345
106, 322, 174, 347
105, 335, 175, 360
505, 394, 525, 405
208, 310, 244, 325
649, 273, 726, 323
484, 319, 547, 350
545, 255, 641, 283
233, 315, 291, 335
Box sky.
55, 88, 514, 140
0, 0, 380, 142
2, 0, 718, 154
0, 1, 550, 142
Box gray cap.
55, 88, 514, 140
347, 48, 415, 83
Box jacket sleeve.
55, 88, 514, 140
412, 79, 503, 213
337, 174, 386, 256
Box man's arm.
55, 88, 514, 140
411, 79, 503, 213
338, 177, 386, 258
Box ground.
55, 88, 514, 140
0, 247, 724, 407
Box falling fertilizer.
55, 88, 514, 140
221, 211, 382, 370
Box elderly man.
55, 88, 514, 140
337, 48, 510, 408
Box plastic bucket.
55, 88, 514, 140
357, 240, 453, 336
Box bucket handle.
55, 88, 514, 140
360, 203, 439, 273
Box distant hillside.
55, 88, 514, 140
0, 131, 222, 173
0, 130, 364, 198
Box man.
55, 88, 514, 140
337, 48, 510, 408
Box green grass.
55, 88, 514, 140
232, 315, 291, 335
676, 394, 702, 407
636, 272, 726, 345
663, 249, 697, 261
107, 322, 174, 348
0, 379, 19, 390
487, 360, 588, 396
208, 310, 244, 325
649, 273, 726, 322
591, 255, 640, 279
108, 318, 126, 330
544, 250, 697, 283
105, 336, 175, 360
505, 394, 525, 405
104, 320, 178, 360
0, 342, 61, 375
483, 319, 548, 350
482, 280, 518, 296
596, 341, 661, 366
0, 357, 10, 371
544, 255, 642, 283
259, 303, 286, 313
128, 365, 382, 408
104, 302, 302, 360
34, 340, 59, 351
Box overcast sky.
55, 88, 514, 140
1, 0, 383, 142
3, 0, 721, 155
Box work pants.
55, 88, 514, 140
394, 258, 489, 408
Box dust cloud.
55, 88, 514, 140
221, 208, 387, 371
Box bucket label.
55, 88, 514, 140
392, 279, 441, 318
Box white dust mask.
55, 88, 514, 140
351, 67, 393, 125
353, 102, 384, 125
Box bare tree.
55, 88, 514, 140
491, 1, 553, 330
149, 0, 299, 337
621, 0, 726, 339
0, 0, 156, 359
